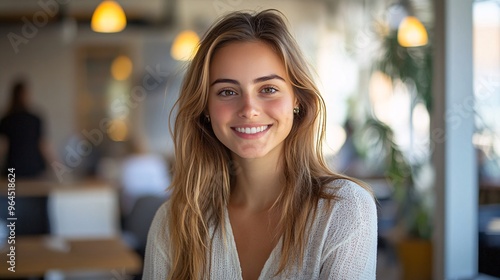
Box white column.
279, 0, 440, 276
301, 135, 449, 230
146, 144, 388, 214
432, 0, 477, 279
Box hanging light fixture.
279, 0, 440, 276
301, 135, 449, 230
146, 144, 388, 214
397, 16, 428, 47
171, 30, 200, 61
91, 0, 127, 33
111, 55, 133, 80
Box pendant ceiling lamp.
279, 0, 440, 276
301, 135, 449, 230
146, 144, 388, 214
171, 30, 200, 61
397, 16, 428, 47
91, 0, 127, 33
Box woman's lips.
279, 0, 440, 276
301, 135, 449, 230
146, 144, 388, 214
231, 124, 272, 138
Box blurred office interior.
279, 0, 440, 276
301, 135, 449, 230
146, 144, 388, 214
0, 0, 499, 279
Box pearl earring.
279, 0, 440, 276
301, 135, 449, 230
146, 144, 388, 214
205, 115, 210, 122
293, 107, 300, 114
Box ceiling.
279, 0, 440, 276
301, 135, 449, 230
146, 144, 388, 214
0, 0, 173, 25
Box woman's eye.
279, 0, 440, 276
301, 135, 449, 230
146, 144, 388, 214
218, 89, 236, 96
261, 87, 277, 94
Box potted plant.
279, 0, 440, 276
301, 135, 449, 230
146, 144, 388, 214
357, 117, 433, 280
381, 30, 433, 280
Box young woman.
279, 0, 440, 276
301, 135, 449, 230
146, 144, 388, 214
143, 9, 377, 280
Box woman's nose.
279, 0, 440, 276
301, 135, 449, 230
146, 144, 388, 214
238, 94, 260, 119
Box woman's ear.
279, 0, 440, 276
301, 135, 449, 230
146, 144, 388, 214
294, 97, 299, 108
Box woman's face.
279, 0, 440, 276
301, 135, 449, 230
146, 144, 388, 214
207, 41, 297, 160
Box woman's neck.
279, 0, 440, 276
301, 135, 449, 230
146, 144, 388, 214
230, 153, 284, 213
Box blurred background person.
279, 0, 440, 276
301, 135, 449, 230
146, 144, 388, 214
0, 78, 52, 178
0, 78, 55, 236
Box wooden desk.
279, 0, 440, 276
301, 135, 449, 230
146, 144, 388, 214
0, 236, 142, 278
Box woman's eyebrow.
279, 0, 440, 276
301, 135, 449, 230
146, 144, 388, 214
210, 78, 239, 87
253, 74, 285, 84
210, 74, 286, 87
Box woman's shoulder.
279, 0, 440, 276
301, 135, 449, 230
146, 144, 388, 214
320, 178, 376, 216
151, 199, 171, 225
145, 199, 172, 258
325, 178, 373, 198
312, 179, 378, 279
147, 199, 172, 244
143, 200, 172, 276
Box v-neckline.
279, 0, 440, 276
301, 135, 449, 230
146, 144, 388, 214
224, 207, 282, 280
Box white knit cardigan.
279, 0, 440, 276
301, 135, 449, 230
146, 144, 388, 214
143, 179, 377, 280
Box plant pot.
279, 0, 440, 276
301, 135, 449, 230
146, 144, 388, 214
397, 238, 433, 280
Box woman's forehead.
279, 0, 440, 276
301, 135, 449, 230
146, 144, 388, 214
208, 41, 288, 82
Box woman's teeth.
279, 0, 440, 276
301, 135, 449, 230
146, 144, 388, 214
235, 125, 269, 134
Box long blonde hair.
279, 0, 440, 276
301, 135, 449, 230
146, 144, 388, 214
168, 9, 370, 279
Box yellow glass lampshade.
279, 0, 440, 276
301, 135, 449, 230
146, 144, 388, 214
91, 0, 127, 33
397, 16, 428, 47
171, 30, 200, 61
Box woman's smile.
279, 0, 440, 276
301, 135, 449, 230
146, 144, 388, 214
232, 124, 272, 139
